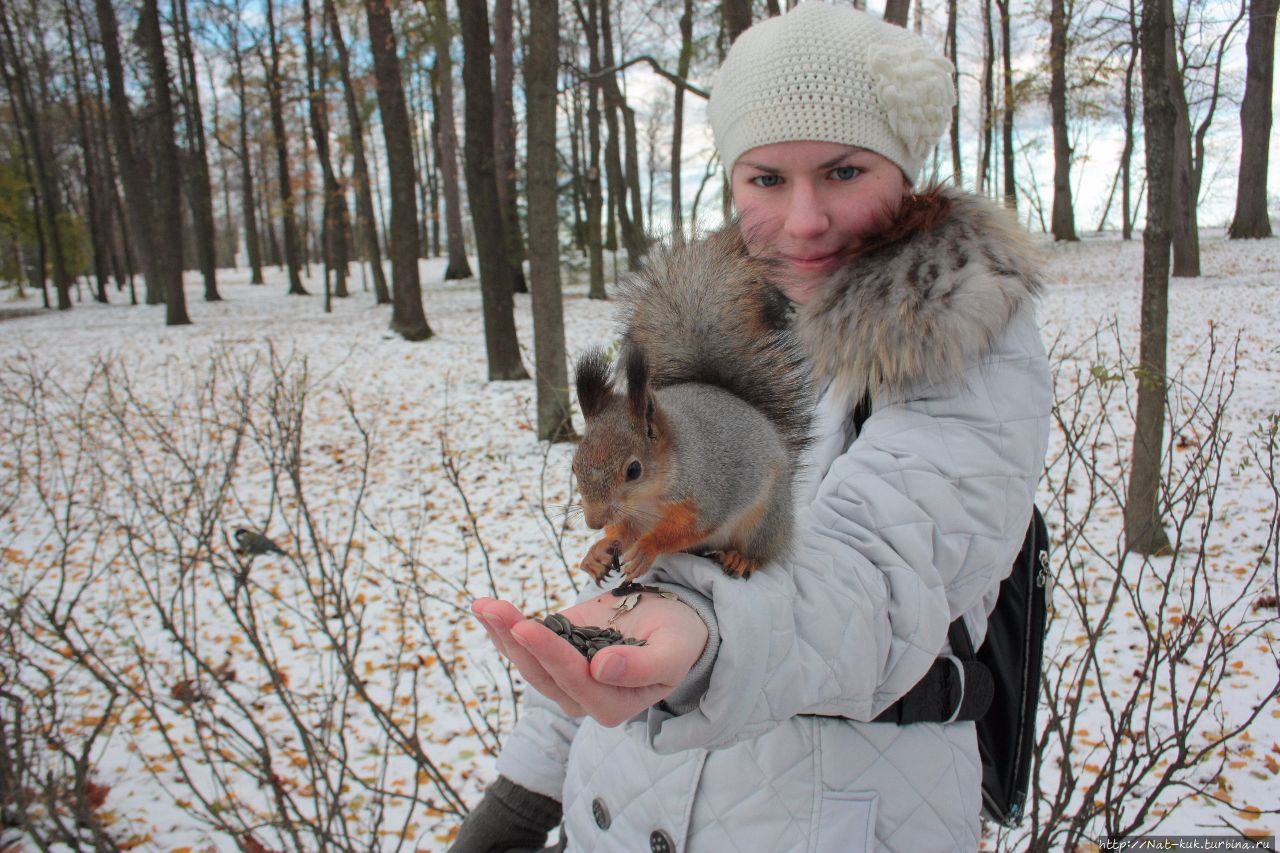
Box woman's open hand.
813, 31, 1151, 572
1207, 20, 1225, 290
472, 590, 708, 727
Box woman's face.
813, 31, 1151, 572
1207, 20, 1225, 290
731, 141, 908, 305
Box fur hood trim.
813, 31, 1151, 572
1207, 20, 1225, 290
795, 187, 1042, 407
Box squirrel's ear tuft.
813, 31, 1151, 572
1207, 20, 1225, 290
623, 345, 651, 422
575, 348, 614, 420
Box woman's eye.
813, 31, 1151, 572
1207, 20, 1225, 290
626, 461, 643, 481
751, 174, 782, 188
831, 165, 860, 181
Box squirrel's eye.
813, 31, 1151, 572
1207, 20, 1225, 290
625, 461, 642, 481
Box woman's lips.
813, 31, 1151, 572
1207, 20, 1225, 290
784, 253, 840, 273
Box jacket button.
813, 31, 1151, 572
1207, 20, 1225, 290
591, 797, 610, 829
650, 829, 675, 853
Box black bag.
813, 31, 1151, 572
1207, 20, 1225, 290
963, 508, 1050, 827
854, 397, 1052, 827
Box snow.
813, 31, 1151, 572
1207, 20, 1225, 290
0, 231, 1276, 851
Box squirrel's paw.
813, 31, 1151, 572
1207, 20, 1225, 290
712, 549, 760, 579
582, 537, 621, 584
618, 543, 656, 582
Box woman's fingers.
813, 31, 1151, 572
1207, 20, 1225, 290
473, 599, 586, 717
587, 639, 686, 690
473, 595, 706, 725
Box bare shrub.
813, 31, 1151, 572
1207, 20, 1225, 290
989, 324, 1280, 850
0, 345, 532, 849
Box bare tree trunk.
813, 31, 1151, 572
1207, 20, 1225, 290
884, 0, 909, 27
61, 0, 109, 302
232, 31, 265, 284
174, 0, 219, 301
94, 0, 159, 304
979, 0, 994, 194
671, 0, 693, 237
264, 0, 307, 294
0, 0, 71, 309
1167, 0, 1198, 277
327, 0, 389, 302
204, 55, 236, 269
997, 0, 1016, 209
426, 0, 473, 281
580, 0, 605, 299
567, 67, 587, 251
598, 0, 646, 268
723, 0, 751, 42
365, 0, 432, 340
1126, 0, 1174, 556
427, 111, 442, 257
83, 21, 131, 299
527, 0, 575, 442
410, 67, 431, 257
1230, 0, 1278, 238
302, 0, 346, 304
458, 0, 528, 380
1049, 0, 1078, 240
947, 0, 962, 186
1122, 1, 1139, 240
493, 0, 528, 293
138, 0, 191, 325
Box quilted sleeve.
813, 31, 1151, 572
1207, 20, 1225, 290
494, 679, 582, 801
642, 306, 1051, 754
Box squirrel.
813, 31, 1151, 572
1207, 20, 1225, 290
572, 226, 813, 583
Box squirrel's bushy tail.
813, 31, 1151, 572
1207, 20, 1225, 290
617, 226, 813, 464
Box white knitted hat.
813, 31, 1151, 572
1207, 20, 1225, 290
708, 1, 955, 183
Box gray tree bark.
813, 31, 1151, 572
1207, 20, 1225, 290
527, 0, 575, 442
723, 0, 751, 41
581, 0, 606, 299
427, 0, 473, 281
264, 0, 307, 294
947, 0, 962, 186
326, 0, 389, 302
174, 0, 219, 301
0, 0, 72, 308
302, 0, 347, 306
60, 0, 109, 302
979, 0, 994, 193
231, 27, 265, 285
997, 0, 1016, 209
1166, 0, 1199, 277
365, 0, 433, 340
1126, 0, 1175, 556
671, 0, 694, 237
138, 0, 191, 325
884, 0, 909, 27
493, 0, 528, 293
458, 0, 528, 379
1229, 0, 1277, 238
1049, 0, 1078, 239
598, 0, 646, 268
1122, 2, 1139, 240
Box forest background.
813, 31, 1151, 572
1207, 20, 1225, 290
1, 0, 1278, 850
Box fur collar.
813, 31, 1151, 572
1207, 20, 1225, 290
795, 187, 1042, 407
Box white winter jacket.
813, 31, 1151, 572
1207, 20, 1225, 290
497, 190, 1052, 852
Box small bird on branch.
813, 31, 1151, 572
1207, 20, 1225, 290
234, 528, 286, 557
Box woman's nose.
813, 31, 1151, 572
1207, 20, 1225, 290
782, 184, 830, 241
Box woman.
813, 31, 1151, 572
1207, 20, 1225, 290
458, 3, 1050, 850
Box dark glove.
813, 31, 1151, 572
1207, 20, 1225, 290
449, 776, 563, 853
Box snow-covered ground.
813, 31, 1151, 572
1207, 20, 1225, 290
0, 231, 1276, 851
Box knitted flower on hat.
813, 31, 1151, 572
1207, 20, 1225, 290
868, 43, 956, 163
708, 1, 955, 183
